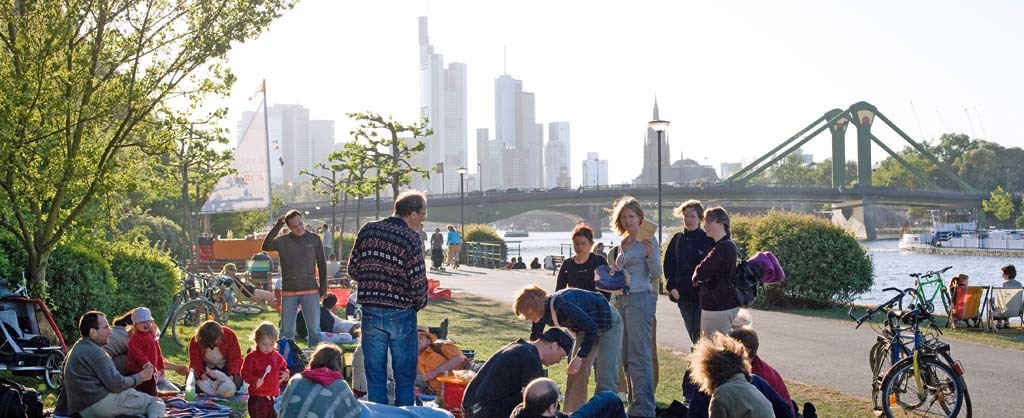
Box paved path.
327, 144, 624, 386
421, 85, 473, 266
427, 266, 1023, 416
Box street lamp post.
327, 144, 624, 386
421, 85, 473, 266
477, 162, 483, 192
457, 167, 468, 264
648, 119, 670, 244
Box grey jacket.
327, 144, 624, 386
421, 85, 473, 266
55, 338, 143, 415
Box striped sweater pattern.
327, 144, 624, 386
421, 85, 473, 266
347, 217, 428, 310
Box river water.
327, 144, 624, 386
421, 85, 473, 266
508, 231, 1019, 305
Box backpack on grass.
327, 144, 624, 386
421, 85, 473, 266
277, 338, 308, 375
0, 377, 43, 418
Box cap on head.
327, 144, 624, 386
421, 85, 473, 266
538, 328, 574, 361
131, 307, 154, 323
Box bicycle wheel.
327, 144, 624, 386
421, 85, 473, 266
881, 357, 965, 417
44, 351, 65, 389
231, 301, 265, 315
170, 300, 221, 347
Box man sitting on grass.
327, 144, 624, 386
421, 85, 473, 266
462, 328, 573, 418
416, 325, 467, 395
510, 377, 625, 418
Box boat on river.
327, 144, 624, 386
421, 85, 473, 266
899, 220, 1024, 256
502, 226, 529, 238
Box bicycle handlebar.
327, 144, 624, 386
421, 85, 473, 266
850, 287, 906, 328
909, 265, 953, 280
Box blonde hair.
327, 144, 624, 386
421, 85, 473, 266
673, 200, 705, 220
610, 196, 644, 236
513, 285, 549, 320
308, 343, 344, 371
221, 263, 238, 276
688, 334, 751, 394
252, 321, 279, 346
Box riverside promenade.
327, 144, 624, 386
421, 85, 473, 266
426, 266, 1023, 416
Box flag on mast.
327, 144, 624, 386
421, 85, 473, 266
200, 98, 271, 214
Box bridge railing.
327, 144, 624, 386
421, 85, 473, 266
464, 241, 519, 269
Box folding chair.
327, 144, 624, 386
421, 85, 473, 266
948, 285, 984, 329
984, 286, 1024, 332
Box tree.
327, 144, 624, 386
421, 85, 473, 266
348, 112, 431, 198
0, 0, 296, 292
302, 152, 347, 228
982, 186, 1014, 223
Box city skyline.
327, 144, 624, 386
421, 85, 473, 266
217, 0, 1024, 185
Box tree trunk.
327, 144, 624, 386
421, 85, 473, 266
339, 193, 349, 261
26, 247, 51, 298
392, 133, 401, 198
355, 197, 362, 233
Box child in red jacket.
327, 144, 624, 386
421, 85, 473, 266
126, 307, 164, 396
242, 321, 289, 418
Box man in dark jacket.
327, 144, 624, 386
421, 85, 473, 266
463, 329, 573, 418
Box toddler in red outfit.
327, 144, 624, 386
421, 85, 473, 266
242, 321, 289, 418
126, 307, 164, 396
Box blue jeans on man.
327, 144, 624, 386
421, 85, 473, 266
571, 391, 627, 418
362, 305, 418, 406
281, 293, 322, 347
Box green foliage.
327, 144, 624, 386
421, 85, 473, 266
105, 241, 180, 325
347, 111, 432, 197
0, 0, 297, 288
119, 213, 187, 260
0, 233, 25, 281
732, 212, 873, 307
464, 224, 505, 244
982, 186, 1014, 222
45, 245, 118, 340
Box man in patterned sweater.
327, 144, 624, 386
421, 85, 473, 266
348, 190, 429, 406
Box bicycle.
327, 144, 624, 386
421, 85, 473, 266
161, 267, 226, 347
851, 287, 972, 417
908, 266, 954, 321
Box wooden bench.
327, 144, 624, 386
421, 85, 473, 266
549, 255, 566, 276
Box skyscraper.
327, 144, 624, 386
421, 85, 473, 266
495, 74, 543, 189
583, 152, 609, 188
419, 16, 467, 194
309, 119, 335, 178
545, 122, 571, 188
239, 104, 314, 185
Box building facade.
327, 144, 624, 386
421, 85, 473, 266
583, 152, 609, 188
419, 16, 468, 195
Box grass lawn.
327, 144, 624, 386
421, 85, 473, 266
9, 294, 880, 417
770, 304, 1024, 351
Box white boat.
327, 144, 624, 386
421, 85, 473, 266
503, 226, 529, 238
899, 220, 1024, 254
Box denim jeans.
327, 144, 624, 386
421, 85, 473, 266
617, 290, 656, 417
362, 305, 418, 406
281, 293, 322, 347
570, 391, 626, 418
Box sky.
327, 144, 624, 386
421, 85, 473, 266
218, 0, 1024, 186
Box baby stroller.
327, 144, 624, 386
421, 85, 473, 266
430, 248, 446, 272
0, 278, 67, 389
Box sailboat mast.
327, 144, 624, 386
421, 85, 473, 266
262, 79, 273, 224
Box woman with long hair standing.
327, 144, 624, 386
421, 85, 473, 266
608, 196, 661, 418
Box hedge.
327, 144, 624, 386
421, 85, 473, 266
105, 240, 179, 325
46, 244, 118, 340
732, 211, 873, 307
464, 224, 504, 244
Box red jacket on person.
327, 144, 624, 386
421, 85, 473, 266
188, 326, 243, 377
126, 329, 164, 396
241, 349, 288, 396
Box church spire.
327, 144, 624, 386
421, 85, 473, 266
653, 96, 660, 120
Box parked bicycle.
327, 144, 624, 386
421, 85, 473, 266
160, 267, 225, 347
850, 287, 972, 417
909, 266, 954, 321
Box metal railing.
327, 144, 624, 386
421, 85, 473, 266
463, 241, 519, 268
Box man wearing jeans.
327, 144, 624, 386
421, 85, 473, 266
263, 209, 328, 348
348, 191, 429, 406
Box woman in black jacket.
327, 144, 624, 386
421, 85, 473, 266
663, 200, 712, 344
556, 224, 608, 292
692, 206, 740, 338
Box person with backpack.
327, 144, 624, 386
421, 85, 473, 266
188, 320, 244, 397
416, 325, 467, 394
663, 200, 712, 345
692, 206, 740, 338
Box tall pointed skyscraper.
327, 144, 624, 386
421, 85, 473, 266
418, 16, 467, 194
